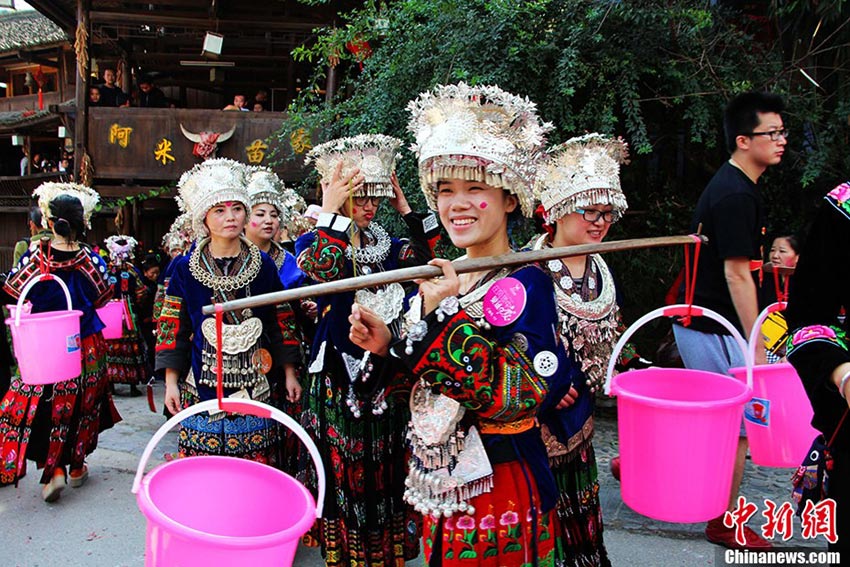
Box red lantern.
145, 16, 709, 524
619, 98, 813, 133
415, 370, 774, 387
345, 37, 372, 71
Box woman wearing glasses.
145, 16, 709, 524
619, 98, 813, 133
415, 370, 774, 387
530, 134, 630, 567
297, 135, 439, 567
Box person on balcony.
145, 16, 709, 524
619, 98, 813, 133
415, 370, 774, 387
97, 68, 126, 107
223, 94, 250, 111
135, 76, 167, 108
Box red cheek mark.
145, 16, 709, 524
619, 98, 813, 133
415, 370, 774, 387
479, 202, 488, 209
249, 221, 258, 227
352, 207, 358, 214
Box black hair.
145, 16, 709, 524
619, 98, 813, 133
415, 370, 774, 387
49, 194, 86, 240
28, 206, 42, 227
772, 234, 800, 255
138, 75, 154, 85
141, 252, 161, 270
723, 92, 785, 154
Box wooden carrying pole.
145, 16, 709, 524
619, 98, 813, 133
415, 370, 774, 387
202, 234, 706, 315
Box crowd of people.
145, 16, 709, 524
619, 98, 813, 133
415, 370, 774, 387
0, 81, 847, 566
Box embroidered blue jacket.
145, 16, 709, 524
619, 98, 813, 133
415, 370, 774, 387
4, 245, 112, 338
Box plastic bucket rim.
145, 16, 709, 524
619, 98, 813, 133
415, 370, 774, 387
137, 456, 317, 548
4, 310, 83, 326
611, 368, 753, 410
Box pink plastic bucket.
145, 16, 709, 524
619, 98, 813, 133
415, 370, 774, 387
133, 398, 326, 567
605, 305, 753, 523
97, 300, 125, 340
6, 275, 82, 385
729, 303, 818, 467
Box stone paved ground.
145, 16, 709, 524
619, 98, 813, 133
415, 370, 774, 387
593, 401, 821, 548
2, 382, 831, 566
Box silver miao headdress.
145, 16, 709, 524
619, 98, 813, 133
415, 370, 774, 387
305, 134, 402, 198
162, 212, 194, 253
246, 166, 307, 224
176, 158, 250, 237
246, 166, 285, 213
536, 133, 629, 224
407, 82, 552, 217
104, 235, 138, 262
32, 182, 100, 229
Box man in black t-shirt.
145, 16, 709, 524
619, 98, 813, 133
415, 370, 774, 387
673, 91, 786, 550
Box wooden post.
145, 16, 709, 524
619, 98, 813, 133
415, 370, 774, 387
25, 136, 31, 175
73, 0, 90, 183
325, 64, 336, 102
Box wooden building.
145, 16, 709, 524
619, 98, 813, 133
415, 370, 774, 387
1, 1, 350, 266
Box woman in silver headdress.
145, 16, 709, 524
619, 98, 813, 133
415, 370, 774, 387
297, 134, 440, 567
155, 159, 290, 464
532, 134, 630, 567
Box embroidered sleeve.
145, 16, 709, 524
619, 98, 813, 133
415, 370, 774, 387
85, 251, 113, 308
154, 270, 192, 372
152, 280, 168, 321
396, 211, 440, 266
3, 249, 37, 300
296, 227, 350, 283
403, 312, 549, 422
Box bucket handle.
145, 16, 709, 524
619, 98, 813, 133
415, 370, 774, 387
14, 273, 73, 327
131, 398, 326, 519
746, 302, 786, 366
603, 303, 752, 396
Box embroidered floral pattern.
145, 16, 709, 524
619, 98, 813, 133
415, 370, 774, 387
825, 182, 850, 219
787, 324, 848, 358
298, 231, 346, 282
411, 312, 548, 420
156, 295, 182, 351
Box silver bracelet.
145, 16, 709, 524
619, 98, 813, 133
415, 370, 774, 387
839, 369, 850, 400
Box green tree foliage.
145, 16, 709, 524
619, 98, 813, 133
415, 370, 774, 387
277, 0, 849, 336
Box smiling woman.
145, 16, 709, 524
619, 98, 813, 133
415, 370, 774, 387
530, 133, 631, 567
349, 82, 570, 566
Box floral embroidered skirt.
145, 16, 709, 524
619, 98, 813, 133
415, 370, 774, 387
0, 333, 120, 485
105, 329, 149, 386
423, 459, 557, 566
551, 443, 610, 567
177, 387, 280, 464
273, 371, 306, 479
301, 371, 420, 567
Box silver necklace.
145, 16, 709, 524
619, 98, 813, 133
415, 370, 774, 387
345, 222, 391, 265
189, 237, 262, 293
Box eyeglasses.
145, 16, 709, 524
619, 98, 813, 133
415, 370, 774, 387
352, 196, 383, 207
575, 208, 622, 224
745, 129, 789, 142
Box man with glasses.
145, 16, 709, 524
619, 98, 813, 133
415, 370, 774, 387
673, 91, 786, 550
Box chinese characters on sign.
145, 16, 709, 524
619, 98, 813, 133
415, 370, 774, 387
245, 139, 268, 164
154, 138, 176, 165
109, 124, 133, 148
290, 128, 312, 154
723, 496, 838, 546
